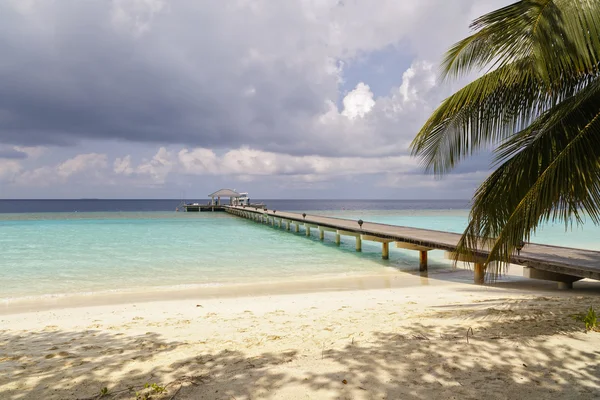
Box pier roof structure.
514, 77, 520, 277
208, 189, 240, 198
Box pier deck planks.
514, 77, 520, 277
227, 206, 600, 281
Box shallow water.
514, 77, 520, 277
1, 202, 599, 300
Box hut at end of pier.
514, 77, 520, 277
209, 188, 241, 206
183, 188, 241, 212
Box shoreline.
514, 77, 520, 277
0, 269, 435, 315
3, 264, 600, 316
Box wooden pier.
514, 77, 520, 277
183, 204, 226, 212
226, 206, 600, 289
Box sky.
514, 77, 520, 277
0, 0, 510, 199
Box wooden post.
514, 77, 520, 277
382, 242, 389, 260
319, 229, 324, 241
356, 236, 362, 252
335, 233, 341, 245
474, 263, 485, 284
295, 223, 299, 233
306, 226, 311, 236
419, 251, 428, 272
286, 220, 290, 231
558, 282, 573, 290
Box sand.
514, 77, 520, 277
1, 271, 600, 400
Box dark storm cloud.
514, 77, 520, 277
0, 147, 27, 159
0, 1, 331, 151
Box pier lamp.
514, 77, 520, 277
516, 240, 525, 255
302, 213, 306, 219
273, 210, 277, 214
358, 219, 363, 229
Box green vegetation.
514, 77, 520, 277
98, 387, 109, 398
411, 0, 600, 277
135, 382, 167, 399
572, 306, 598, 332
145, 383, 167, 394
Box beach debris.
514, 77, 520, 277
196, 304, 203, 308
342, 379, 348, 384
466, 327, 474, 343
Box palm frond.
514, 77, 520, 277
414, 0, 600, 176
457, 78, 600, 278
411, 59, 588, 174
442, 0, 600, 81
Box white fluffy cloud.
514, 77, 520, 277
109, 145, 418, 187
16, 153, 108, 186
341, 83, 375, 119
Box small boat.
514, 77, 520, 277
234, 192, 265, 208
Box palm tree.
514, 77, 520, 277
411, 0, 600, 278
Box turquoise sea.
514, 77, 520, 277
1, 200, 599, 301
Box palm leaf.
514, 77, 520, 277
414, 0, 600, 175
457, 78, 600, 278
442, 0, 600, 81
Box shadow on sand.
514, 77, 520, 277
1, 294, 599, 400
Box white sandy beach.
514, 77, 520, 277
1, 271, 600, 400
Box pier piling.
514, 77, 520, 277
382, 242, 389, 260
419, 251, 428, 272
474, 263, 485, 285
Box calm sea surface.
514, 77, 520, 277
1, 199, 598, 300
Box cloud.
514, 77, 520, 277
108, 145, 419, 190
16, 153, 108, 186
341, 83, 375, 119
113, 155, 134, 175
0, 146, 486, 199
134, 147, 173, 184
0, 147, 27, 160
0, 159, 22, 182
0, 0, 511, 198
0, 0, 509, 158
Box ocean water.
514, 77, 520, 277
1, 200, 599, 300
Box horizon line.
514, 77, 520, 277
0, 198, 472, 201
